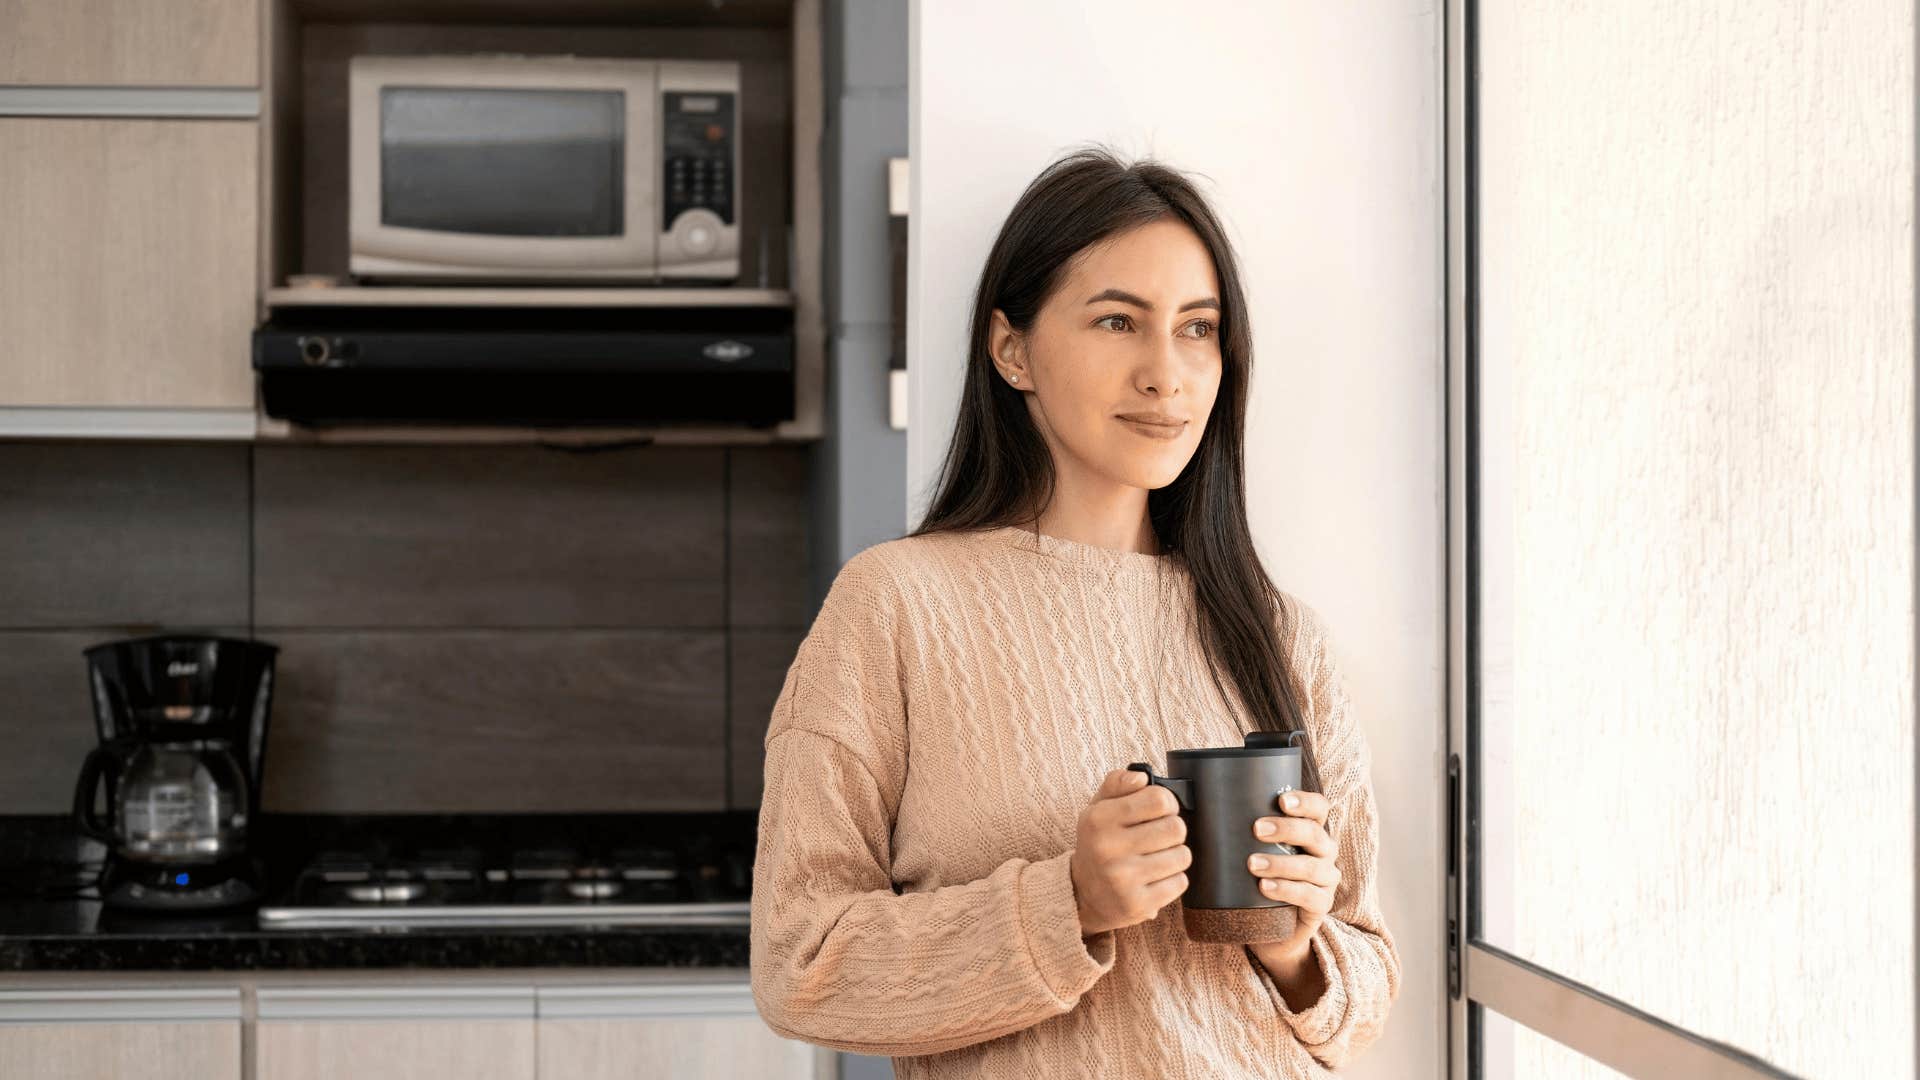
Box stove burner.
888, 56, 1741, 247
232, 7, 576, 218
261, 833, 749, 928
314, 854, 375, 884
345, 880, 427, 903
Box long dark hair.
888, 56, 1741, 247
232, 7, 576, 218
911, 145, 1322, 794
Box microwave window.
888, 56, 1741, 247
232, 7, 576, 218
379, 87, 624, 237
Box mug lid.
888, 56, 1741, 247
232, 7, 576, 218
1167, 730, 1308, 760
1243, 730, 1308, 750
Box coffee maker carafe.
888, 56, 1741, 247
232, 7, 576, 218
72, 635, 278, 911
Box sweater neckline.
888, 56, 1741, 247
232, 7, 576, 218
980, 523, 1174, 572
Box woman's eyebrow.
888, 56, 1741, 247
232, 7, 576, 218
1085, 287, 1220, 313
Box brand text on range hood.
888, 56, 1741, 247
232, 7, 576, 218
253, 305, 794, 427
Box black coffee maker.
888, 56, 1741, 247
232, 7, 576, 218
72, 635, 278, 911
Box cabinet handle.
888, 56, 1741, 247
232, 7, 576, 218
0, 87, 259, 119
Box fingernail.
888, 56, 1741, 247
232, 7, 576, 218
1282, 793, 1299, 811
1248, 854, 1270, 872
1263, 879, 1279, 894
1255, 819, 1277, 838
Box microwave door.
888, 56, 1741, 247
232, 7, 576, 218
347, 57, 658, 282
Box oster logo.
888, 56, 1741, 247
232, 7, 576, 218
702, 340, 754, 362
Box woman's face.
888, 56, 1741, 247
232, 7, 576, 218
990, 218, 1224, 492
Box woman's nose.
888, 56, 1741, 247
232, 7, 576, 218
1138, 338, 1183, 396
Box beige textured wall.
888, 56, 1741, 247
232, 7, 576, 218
1477, 2, 1915, 1077
909, 2, 1445, 1077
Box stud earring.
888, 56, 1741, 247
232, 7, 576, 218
1010, 374, 1019, 383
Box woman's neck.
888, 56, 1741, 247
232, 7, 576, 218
1032, 483, 1159, 556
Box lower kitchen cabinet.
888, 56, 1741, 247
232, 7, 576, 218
538, 983, 823, 1079
255, 985, 535, 1080
0, 975, 826, 1080
0, 988, 242, 1080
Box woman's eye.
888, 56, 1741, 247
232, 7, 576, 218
1096, 314, 1214, 337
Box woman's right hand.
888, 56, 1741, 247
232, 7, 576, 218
1069, 768, 1192, 936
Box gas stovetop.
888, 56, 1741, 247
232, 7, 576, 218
253, 815, 755, 931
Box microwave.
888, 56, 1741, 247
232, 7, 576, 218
348, 54, 741, 284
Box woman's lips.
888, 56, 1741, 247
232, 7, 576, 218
1115, 416, 1187, 440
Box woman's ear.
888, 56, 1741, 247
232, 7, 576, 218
988, 309, 1029, 389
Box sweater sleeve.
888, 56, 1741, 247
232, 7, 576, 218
1247, 598, 1403, 1070
749, 548, 1118, 1056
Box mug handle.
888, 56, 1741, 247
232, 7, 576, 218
1125, 762, 1193, 812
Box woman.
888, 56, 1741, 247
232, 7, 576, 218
749, 147, 1401, 1079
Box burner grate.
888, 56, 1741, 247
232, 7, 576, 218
259, 833, 749, 929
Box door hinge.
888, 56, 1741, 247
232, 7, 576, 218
1447, 751, 1462, 1000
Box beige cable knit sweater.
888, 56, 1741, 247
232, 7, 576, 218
749, 524, 1400, 1078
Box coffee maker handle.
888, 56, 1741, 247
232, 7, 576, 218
1126, 762, 1193, 812
216, 745, 252, 829
72, 746, 114, 843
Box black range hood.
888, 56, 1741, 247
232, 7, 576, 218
253, 304, 794, 428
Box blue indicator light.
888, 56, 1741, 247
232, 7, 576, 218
174, 872, 189, 886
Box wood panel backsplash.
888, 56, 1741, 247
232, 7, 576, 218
0, 440, 810, 814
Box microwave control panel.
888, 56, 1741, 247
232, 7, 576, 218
662, 91, 736, 230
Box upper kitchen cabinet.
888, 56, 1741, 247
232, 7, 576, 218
0, 0, 259, 87
0, 0, 261, 437
0, 118, 259, 419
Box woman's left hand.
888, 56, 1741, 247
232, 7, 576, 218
1246, 789, 1340, 959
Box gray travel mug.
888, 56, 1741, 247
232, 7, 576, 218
1127, 730, 1308, 944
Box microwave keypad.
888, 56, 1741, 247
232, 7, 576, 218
663, 91, 736, 229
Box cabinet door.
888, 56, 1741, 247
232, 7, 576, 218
0, 0, 258, 86
0, 1021, 240, 1080
538, 982, 823, 1080
0, 118, 258, 410
255, 986, 536, 1080
0, 988, 241, 1080
540, 1016, 821, 1079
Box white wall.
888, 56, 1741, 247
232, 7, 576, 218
907, 3, 1445, 1077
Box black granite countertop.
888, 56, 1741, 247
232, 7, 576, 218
0, 813, 755, 972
